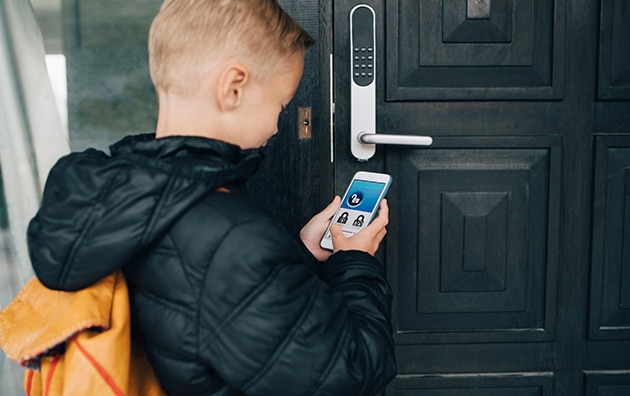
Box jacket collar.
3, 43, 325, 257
109, 133, 265, 185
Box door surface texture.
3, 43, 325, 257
330, 1, 630, 395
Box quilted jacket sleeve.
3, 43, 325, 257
198, 218, 397, 396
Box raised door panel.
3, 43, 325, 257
387, 373, 554, 396
597, 0, 630, 100
386, 0, 565, 100
387, 137, 562, 345
584, 372, 630, 396
595, 0, 630, 152
590, 136, 630, 340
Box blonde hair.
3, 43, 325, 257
149, 0, 314, 94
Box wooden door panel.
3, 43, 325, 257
385, 0, 565, 101
387, 137, 561, 346
584, 372, 630, 396
590, 135, 630, 340
394, 343, 554, 374
387, 373, 554, 396
597, 0, 630, 100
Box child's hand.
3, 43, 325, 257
330, 199, 389, 257
300, 196, 341, 261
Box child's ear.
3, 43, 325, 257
216, 64, 249, 111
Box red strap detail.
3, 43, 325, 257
26, 369, 34, 396
72, 338, 125, 396
44, 356, 62, 396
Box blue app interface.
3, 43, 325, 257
323, 178, 387, 242
340, 180, 385, 213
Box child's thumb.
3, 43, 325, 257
329, 224, 344, 239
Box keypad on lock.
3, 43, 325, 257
353, 47, 374, 86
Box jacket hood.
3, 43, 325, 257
28, 133, 264, 291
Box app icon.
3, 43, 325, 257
337, 212, 349, 224
352, 215, 365, 227
347, 192, 363, 207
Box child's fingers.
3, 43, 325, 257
366, 199, 389, 231
329, 223, 344, 239
319, 196, 341, 221
329, 199, 389, 255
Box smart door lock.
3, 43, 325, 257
350, 4, 376, 161
349, 4, 432, 162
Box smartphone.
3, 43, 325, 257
320, 171, 392, 250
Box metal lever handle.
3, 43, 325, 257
358, 132, 433, 146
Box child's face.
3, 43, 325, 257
236, 52, 305, 149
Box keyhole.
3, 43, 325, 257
298, 107, 312, 140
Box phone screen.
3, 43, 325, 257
321, 179, 387, 243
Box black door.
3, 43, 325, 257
329, 1, 630, 395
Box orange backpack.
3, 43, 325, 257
0, 271, 165, 396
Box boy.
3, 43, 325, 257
27, 0, 397, 394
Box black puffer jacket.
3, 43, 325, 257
28, 134, 397, 395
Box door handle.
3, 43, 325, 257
349, 5, 432, 161
358, 132, 433, 146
